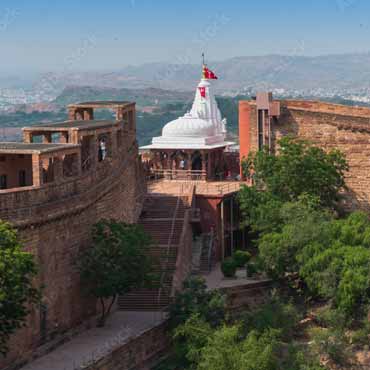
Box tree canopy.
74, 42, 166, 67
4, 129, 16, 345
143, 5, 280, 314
0, 221, 39, 356
240, 136, 348, 211
78, 220, 154, 326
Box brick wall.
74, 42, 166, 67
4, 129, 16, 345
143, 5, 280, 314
0, 140, 146, 369
243, 99, 370, 212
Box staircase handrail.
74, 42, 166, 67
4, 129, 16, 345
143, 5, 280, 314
156, 193, 181, 308
207, 228, 215, 273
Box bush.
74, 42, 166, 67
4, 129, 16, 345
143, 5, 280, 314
242, 296, 300, 340
309, 327, 352, 366
168, 276, 226, 329
0, 221, 40, 356
351, 320, 370, 347
246, 262, 258, 277
315, 307, 348, 330
233, 250, 251, 267
221, 257, 237, 278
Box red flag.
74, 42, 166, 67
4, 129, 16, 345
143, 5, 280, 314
203, 66, 218, 80
198, 86, 206, 98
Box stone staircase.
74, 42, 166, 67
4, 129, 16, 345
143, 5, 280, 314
118, 194, 188, 311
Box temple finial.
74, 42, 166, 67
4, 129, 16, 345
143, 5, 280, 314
202, 53, 206, 78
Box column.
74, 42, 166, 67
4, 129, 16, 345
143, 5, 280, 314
32, 154, 43, 187
220, 200, 225, 261
60, 132, 69, 144
83, 108, 94, 121
43, 133, 52, 144
23, 131, 33, 143
68, 108, 77, 121
201, 150, 207, 180
116, 107, 124, 121
207, 151, 213, 180
230, 197, 234, 256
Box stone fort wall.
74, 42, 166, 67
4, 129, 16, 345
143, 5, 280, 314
243, 100, 370, 212
0, 136, 146, 369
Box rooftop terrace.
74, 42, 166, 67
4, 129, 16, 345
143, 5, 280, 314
23, 120, 119, 132
0, 142, 79, 154
68, 101, 134, 109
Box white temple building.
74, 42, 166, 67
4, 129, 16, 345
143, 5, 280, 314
141, 66, 235, 180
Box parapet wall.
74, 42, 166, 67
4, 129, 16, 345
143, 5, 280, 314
0, 138, 146, 369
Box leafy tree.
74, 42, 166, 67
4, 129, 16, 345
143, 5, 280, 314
173, 314, 213, 368
258, 199, 331, 278
197, 325, 244, 370
240, 136, 348, 211
168, 276, 226, 329
197, 326, 285, 370
242, 296, 300, 340
0, 221, 39, 356
78, 220, 154, 326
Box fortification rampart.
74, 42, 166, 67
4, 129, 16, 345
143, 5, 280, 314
0, 102, 146, 370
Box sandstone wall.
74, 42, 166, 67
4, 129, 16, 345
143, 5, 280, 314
246, 100, 370, 212
84, 321, 170, 370
0, 139, 146, 370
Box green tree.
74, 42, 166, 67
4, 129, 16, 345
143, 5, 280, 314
197, 325, 244, 370
168, 276, 226, 329
258, 199, 332, 278
0, 221, 39, 356
240, 136, 348, 211
78, 220, 154, 326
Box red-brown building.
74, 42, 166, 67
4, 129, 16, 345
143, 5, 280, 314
238, 93, 370, 212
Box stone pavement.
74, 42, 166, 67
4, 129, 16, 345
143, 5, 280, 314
21, 311, 166, 370
203, 263, 271, 290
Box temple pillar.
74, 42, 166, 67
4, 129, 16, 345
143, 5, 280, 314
201, 150, 207, 180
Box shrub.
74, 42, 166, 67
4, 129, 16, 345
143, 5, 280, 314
242, 296, 300, 340
221, 257, 237, 278
315, 306, 348, 330
351, 320, 370, 347
0, 221, 39, 356
246, 262, 258, 277
168, 276, 226, 329
233, 250, 251, 267
309, 327, 352, 366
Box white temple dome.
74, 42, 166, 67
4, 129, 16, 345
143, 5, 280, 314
162, 116, 215, 137
140, 72, 235, 150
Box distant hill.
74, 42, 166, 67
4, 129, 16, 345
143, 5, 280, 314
31, 53, 370, 94
53, 86, 194, 109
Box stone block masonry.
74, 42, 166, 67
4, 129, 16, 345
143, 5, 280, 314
0, 103, 146, 370
240, 99, 370, 212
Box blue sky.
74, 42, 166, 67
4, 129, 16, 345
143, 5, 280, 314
0, 0, 369, 73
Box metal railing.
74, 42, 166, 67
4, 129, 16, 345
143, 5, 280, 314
148, 169, 207, 181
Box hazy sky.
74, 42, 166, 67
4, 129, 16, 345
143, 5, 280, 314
0, 0, 369, 73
